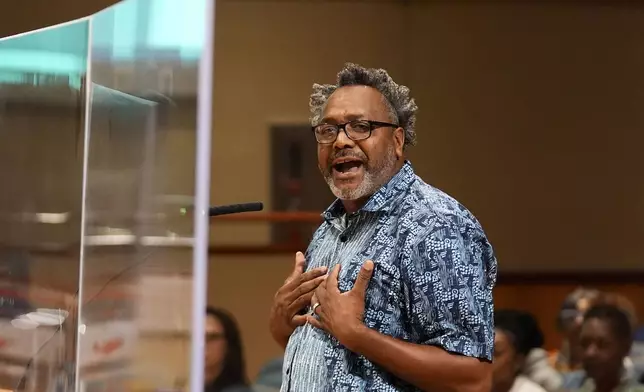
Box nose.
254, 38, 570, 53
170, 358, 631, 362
333, 127, 355, 150
584, 343, 599, 359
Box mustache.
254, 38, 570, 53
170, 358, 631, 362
327, 150, 368, 166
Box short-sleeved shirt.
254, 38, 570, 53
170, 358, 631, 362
281, 161, 497, 392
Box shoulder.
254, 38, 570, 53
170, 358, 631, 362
221, 385, 255, 392
561, 371, 587, 389
511, 376, 548, 392
252, 386, 280, 392
396, 177, 488, 240
523, 348, 564, 391
395, 178, 495, 265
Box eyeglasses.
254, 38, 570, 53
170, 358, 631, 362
312, 120, 399, 144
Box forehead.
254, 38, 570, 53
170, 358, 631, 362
206, 314, 224, 333
322, 85, 389, 122
581, 318, 613, 338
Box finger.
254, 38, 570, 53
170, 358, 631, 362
285, 251, 306, 283
282, 267, 327, 296
292, 314, 308, 327
327, 264, 341, 293
352, 260, 374, 297
306, 315, 325, 331
287, 291, 315, 315
310, 292, 318, 307
314, 283, 327, 303
286, 275, 326, 302
300, 266, 328, 283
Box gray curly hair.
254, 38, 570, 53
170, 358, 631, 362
309, 63, 418, 147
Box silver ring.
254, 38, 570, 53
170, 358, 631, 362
312, 303, 320, 313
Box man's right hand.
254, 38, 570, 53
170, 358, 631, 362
269, 251, 327, 349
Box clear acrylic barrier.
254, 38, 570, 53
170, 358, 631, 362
79, 0, 212, 391
0, 19, 89, 392
0, 0, 213, 391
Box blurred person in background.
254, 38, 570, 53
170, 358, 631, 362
551, 288, 604, 373
253, 357, 284, 392
633, 326, 644, 384
493, 309, 550, 392
524, 343, 564, 391
269, 63, 497, 391
562, 304, 644, 392
604, 293, 639, 382
204, 307, 251, 392
552, 289, 639, 381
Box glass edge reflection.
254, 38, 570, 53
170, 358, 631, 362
190, 0, 215, 391
0, 17, 90, 43
74, 15, 93, 392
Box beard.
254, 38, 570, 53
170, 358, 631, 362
320, 145, 397, 201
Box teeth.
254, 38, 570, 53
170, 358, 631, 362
333, 161, 362, 173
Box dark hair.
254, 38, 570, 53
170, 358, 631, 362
205, 307, 248, 392
495, 309, 545, 356
583, 304, 633, 341
310, 63, 418, 148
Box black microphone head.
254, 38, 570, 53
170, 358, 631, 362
208, 202, 264, 217
248, 202, 264, 212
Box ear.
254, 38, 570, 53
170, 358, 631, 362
393, 127, 405, 158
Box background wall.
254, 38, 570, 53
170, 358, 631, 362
208, 1, 644, 270
2, 0, 644, 383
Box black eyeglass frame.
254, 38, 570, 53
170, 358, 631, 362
311, 120, 399, 144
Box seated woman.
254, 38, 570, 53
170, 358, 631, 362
562, 304, 644, 392
493, 309, 548, 392
204, 307, 252, 392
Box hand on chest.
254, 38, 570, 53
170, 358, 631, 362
307, 214, 404, 303
320, 252, 401, 301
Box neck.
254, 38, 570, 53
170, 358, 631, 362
341, 197, 368, 214
593, 372, 622, 392
205, 364, 223, 387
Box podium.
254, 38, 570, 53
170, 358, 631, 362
0, 1, 214, 391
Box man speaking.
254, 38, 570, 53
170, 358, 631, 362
269, 63, 497, 392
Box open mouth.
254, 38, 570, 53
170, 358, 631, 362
332, 160, 363, 174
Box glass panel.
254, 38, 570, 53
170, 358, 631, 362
0, 20, 89, 392
77, 1, 211, 392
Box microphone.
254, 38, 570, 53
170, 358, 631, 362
208, 202, 263, 217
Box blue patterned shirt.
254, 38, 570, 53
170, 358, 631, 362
281, 161, 497, 392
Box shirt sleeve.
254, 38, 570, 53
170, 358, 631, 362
401, 218, 497, 361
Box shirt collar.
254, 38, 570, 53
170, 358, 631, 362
322, 160, 417, 221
